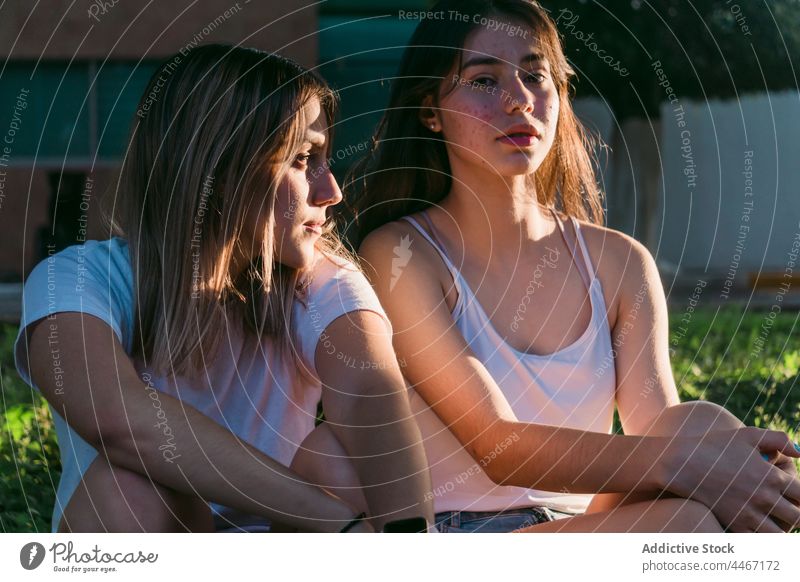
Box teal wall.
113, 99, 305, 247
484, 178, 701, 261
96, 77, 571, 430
0, 1, 435, 167
318, 1, 433, 178
0, 61, 158, 163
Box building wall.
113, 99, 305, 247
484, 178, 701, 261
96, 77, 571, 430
0, 0, 318, 280
566, 93, 800, 292
0, 1, 317, 64
657, 91, 800, 279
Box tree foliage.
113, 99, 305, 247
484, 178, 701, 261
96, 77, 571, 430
542, 0, 800, 118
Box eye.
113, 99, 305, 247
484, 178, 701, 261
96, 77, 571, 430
471, 76, 496, 87
525, 71, 547, 84
294, 152, 312, 168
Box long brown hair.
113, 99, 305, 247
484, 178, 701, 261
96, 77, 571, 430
109, 44, 342, 377
347, 0, 603, 245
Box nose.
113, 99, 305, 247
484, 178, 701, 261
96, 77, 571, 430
311, 165, 343, 208
503, 72, 535, 115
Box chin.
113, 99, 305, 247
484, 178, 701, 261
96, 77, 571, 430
496, 158, 539, 177
279, 247, 317, 270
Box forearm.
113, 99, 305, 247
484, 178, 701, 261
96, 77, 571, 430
93, 389, 357, 532
485, 420, 670, 495
329, 390, 434, 529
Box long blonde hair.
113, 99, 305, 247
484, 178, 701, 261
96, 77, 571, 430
109, 44, 343, 377
348, 0, 603, 244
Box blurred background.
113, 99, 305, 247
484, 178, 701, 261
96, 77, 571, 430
1, 0, 798, 532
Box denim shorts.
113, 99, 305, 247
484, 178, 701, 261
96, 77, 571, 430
433, 507, 574, 533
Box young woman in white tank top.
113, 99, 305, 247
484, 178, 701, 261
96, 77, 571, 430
351, 0, 800, 533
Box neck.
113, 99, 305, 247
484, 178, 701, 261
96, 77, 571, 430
437, 164, 554, 263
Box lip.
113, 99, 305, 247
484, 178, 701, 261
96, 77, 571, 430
303, 221, 324, 235
497, 124, 540, 148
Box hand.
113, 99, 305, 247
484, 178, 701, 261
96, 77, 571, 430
766, 450, 800, 532
769, 451, 799, 479
661, 427, 800, 532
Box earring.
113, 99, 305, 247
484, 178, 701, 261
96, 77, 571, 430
429, 123, 436, 131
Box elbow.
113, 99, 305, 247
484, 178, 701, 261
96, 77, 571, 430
481, 461, 505, 487
72, 405, 136, 461
46, 400, 137, 464
471, 421, 521, 486
98, 398, 169, 468
65, 395, 146, 465
98, 420, 140, 465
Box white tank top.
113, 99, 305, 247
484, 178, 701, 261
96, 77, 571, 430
403, 210, 616, 514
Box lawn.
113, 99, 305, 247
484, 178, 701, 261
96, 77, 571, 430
1, 307, 799, 532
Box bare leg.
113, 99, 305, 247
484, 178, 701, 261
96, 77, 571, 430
586, 401, 743, 514
58, 456, 213, 532
518, 498, 722, 533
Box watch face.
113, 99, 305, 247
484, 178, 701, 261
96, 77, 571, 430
382, 517, 429, 533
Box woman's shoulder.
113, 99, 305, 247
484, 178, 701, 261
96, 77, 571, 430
358, 215, 445, 275
293, 249, 392, 362
28, 237, 131, 283
574, 219, 662, 315
303, 250, 374, 301
19, 238, 135, 355
359, 216, 419, 249
357, 216, 456, 311
575, 219, 650, 263
38, 236, 128, 259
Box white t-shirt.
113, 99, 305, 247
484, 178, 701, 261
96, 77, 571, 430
14, 238, 390, 532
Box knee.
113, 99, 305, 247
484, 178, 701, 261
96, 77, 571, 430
111, 469, 180, 531
108, 466, 212, 532
649, 400, 743, 437
291, 423, 343, 475
63, 460, 211, 532
296, 423, 344, 457
291, 423, 352, 486
654, 498, 722, 533
290, 424, 367, 512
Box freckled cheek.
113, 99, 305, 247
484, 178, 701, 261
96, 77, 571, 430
542, 98, 559, 124
538, 102, 556, 127
451, 104, 496, 144
470, 103, 495, 123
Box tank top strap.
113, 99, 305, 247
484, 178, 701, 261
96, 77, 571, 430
418, 211, 445, 248
400, 214, 461, 281
569, 217, 597, 284
549, 208, 592, 290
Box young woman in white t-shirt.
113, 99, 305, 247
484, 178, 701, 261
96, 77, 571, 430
15, 44, 433, 533
351, 0, 800, 532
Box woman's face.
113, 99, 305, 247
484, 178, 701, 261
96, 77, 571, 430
245, 97, 342, 271
432, 18, 560, 178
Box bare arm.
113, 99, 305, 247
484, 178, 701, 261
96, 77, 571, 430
359, 223, 800, 527
26, 312, 364, 532
316, 310, 434, 530
610, 234, 679, 434
607, 234, 799, 528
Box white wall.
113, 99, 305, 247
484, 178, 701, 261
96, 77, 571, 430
574, 92, 800, 279
656, 91, 800, 276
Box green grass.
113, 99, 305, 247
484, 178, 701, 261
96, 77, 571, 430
0, 323, 59, 532
669, 307, 799, 438
1, 307, 798, 532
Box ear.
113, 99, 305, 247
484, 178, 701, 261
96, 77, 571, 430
418, 94, 441, 133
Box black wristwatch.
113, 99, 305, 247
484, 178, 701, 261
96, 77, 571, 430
381, 516, 429, 533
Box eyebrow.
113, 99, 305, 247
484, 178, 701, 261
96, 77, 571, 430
460, 52, 545, 71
